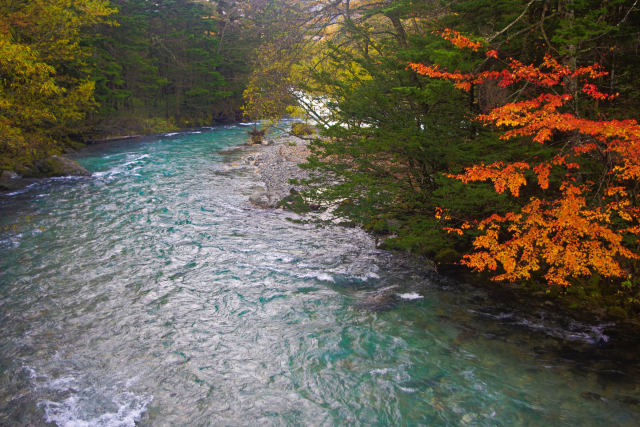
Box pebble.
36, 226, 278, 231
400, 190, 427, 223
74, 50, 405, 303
243, 135, 313, 208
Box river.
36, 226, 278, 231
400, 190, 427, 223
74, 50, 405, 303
0, 127, 638, 426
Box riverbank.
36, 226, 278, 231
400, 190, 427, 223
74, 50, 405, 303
0, 123, 230, 193
242, 133, 640, 345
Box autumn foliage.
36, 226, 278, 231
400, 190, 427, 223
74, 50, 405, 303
409, 29, 639, 287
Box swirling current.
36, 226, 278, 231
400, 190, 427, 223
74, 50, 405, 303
0, 127, 639, 426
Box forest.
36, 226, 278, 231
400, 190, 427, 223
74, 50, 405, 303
2, 0, 640, 321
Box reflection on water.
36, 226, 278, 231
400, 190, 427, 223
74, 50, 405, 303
0, 127, 639, 426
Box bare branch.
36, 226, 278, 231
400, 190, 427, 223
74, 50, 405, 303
487, 0, 536, 42
618, 0, 639, 26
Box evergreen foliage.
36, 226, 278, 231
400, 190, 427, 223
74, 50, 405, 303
89, 0, 236, 134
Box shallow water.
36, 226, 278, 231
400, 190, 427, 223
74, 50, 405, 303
0, 127, 639, 426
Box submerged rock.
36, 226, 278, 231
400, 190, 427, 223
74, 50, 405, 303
356, 292, 399, 311
355, 286, 401, 311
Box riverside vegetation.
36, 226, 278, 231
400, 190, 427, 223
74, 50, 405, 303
241, 0, 640, 324
2, 0, 640, 323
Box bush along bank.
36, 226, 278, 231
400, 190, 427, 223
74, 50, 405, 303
241, 129, 640, 330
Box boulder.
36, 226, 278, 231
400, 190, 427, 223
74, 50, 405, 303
0, 170, 19, 181
0, 170, 22, 191
249, 190, 274, 208
32, 155, 91, 177
356, 292, 399, 311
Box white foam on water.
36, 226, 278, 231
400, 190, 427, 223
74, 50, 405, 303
122, 154, 149, 166
4, 175, 87, 196
24, 365, 38, 379
164, 132, 180, 137
47, 376, 77, 391
91, 170, 111, 178
5, 183, 38, 196
25, 367, 152, 427
49, 176, 83, 182
354, 271, 381, 281
513, 319, 614, 344
468, 309, 514, 320
124, 375, 141, 388
238, 122, 259, 126
40, 392, 153, 427
296, 272, 335, 282
370, 368, 391, 375
92, 168, 127, 179
0, 232, 23, 248
397, 292, 424, 300
313, 272, 335, 282
469, 308, 614, 344
92, 154, 150, 180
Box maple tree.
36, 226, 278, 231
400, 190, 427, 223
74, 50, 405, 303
409, 29, 640, 287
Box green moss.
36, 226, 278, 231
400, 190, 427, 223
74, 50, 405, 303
434, 248, 461, 265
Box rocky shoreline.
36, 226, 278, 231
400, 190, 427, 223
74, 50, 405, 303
0, 155, 90, 192
241, 135, 314, 209
237, 133, 640, 352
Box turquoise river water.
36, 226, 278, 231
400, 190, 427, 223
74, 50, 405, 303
0, 127, 639, 426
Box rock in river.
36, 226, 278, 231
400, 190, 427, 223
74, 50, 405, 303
30, 155, 91, 178
249, 190, 274, 209
0, 170, 21, 191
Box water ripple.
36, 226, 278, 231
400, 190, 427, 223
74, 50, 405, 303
0, 127, 639, 426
